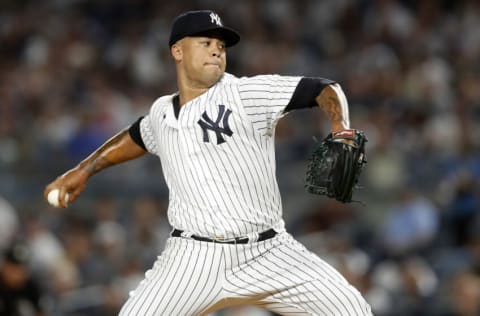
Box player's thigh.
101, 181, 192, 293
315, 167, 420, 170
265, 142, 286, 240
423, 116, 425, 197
119, 237, 224, 316
251, 234, 372, 315
257, 278, 372, 316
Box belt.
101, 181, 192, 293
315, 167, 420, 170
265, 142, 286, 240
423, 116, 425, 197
171, 228, 277, 244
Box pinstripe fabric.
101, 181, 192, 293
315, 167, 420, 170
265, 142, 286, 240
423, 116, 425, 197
129, 72, 372, 315
119, 237, 225, 316
119, 233, 372, 315
139, 73, 301, 238
224, 233, 372, 315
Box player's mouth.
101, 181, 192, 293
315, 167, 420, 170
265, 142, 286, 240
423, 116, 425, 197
204, 62, 221, 69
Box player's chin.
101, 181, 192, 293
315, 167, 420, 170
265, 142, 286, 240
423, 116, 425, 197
203, 68, 224, 85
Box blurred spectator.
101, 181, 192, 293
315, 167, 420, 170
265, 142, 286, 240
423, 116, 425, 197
370, 256, 438, 316
126, 195, 170, 270
92, 196, 127, 273
23, 215, 78, 295
440, 270, 480, 316
0, 242, 48, 316
107, 259, 144, 315
379, 188, 439, 257
439, 170, 480, 247
0, 196, 19, 251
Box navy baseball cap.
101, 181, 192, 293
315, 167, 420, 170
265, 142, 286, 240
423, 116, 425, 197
168, 10, 240, 47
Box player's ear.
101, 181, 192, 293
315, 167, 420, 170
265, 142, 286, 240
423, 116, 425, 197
171, 43, 182, 61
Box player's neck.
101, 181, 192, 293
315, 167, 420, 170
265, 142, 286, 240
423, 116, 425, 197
176, 70, 209, 106
176, 68, 221, 106
177, 85, 208, 106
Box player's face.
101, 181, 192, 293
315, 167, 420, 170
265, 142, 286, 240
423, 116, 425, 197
174, 36, 227, 88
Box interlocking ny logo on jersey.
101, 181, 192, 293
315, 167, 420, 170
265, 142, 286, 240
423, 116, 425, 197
198, 105, 233, 144
210, 12, 222, 26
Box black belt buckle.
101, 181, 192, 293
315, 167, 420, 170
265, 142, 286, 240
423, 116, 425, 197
171, 229, 277, 244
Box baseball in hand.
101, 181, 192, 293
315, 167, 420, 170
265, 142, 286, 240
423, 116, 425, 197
47, 189, 69, 207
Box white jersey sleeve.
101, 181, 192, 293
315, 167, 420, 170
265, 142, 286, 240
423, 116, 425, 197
237, 75, 302, 136
139, 117, 157, 155
139, 95, 174, 155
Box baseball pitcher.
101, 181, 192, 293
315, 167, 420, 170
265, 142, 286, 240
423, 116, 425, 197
45, 10, 372, 316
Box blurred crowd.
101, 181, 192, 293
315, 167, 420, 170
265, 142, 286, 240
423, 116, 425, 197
1, 0, 480, 315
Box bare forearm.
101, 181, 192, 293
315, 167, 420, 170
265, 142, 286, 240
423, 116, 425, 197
44, 129, 145, 208
315, 83, 350, 132
77, 129, 146, 177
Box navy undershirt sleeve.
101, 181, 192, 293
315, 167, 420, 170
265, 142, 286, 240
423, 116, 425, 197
128, 116, 147, 151
284, 77, 336, 112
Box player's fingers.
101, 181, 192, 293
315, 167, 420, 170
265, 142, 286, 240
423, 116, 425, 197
43, 185, 52, 200
68, 191, 80, 205
58, 186, 69, 208
44, 179, 61, 201
44, 180, 57, 197
67, 183, 87, 206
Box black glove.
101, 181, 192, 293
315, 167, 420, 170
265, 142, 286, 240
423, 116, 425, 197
305, 129, 367, 203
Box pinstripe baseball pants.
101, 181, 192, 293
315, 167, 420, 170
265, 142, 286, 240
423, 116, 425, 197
119, 232, 372, 315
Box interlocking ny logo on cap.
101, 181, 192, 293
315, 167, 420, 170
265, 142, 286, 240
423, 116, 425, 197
210, 12, 222, 26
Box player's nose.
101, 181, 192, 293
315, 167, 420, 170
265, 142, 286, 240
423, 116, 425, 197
210, 47, 220, 57
209, 39, 224, 56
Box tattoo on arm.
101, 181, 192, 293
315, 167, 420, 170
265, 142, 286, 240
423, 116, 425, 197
323, 96, 346, 125
317, 84, 350, 131
82, 129, 129, 176
86, 156, 113, 175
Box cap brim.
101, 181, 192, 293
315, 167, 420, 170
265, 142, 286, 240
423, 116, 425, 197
190, 27, 240, 47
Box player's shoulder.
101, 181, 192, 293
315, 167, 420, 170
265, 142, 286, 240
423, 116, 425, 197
220, 72, 286, 85
149, 93, 177, 111
236, 74, 301, 88
219, 73, 289, 88
217, 72, 240, 88
220, 72, 239, 82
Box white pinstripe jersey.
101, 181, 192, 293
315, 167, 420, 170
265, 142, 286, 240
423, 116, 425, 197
140, 73, 302, 238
